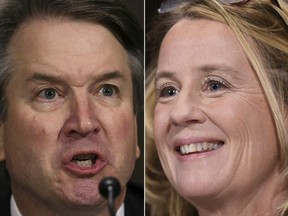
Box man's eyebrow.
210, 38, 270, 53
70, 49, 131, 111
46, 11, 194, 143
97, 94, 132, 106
26, 72, 65, 84
93, 71, 127, 83
26, 71, 127, 84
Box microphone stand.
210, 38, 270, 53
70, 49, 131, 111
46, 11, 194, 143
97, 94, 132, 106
99, 177, 121, 216
107, 184, 116, 216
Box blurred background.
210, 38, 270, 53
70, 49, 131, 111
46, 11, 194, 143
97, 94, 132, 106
122, 0, 144, 186
145, 0, 162, 68
124, 0, 144, 28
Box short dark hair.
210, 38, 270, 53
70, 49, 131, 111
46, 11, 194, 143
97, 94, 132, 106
0, 0, 143, 120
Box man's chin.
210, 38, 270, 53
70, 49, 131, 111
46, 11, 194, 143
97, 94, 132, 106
59, 193, 106, 212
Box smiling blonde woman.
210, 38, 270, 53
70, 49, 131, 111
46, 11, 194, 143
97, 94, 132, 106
146, 0, 288, 215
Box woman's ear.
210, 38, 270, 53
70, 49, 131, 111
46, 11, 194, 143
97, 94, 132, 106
0, 123, 5, 161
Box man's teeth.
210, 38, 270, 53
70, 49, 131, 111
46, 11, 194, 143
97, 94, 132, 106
71, 154, 97, 167
179, 142, 223, 155
73, 159, 93, 167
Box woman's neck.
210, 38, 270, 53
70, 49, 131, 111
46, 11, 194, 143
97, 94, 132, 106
194, 170, 284, 216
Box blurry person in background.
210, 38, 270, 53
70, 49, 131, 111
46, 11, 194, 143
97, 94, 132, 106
146, 0, 288, 215
0, 0, 144, 215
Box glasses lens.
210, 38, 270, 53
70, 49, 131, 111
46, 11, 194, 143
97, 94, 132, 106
158, 0, 190, 13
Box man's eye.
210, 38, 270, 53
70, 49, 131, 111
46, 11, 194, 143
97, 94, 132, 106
37, 88, 59, 100
99, 85, 118, 97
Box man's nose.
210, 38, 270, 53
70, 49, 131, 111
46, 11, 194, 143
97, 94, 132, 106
63, 95, 100, 138
169, 93, 207, 127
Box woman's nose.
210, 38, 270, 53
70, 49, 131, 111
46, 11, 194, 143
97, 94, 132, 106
169, 93, 207, 127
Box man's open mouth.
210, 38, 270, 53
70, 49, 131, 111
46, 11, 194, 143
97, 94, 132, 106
71, 154, 98, 167
63, 151, 107, 176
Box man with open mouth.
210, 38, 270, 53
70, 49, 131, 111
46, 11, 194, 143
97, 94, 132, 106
0, 0, 144, 215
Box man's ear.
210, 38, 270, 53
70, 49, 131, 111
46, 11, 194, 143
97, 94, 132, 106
0, 123, 5, 161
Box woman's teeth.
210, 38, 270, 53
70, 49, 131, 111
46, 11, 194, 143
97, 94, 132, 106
179, 142, 223, 155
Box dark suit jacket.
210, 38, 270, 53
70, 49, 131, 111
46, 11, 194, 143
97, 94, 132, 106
0, 183, 143, 216
124, 182, 144, 216
0, 188, 11, 216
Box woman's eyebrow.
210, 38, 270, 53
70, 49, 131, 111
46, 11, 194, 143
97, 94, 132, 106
199, 64, 240, 75
155, 64, 240, 82
155, 70, 177, 82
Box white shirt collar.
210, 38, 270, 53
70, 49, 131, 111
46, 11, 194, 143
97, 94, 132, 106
11, 196, 22, 216
11, 195, 125, 216
116, 203, 125, 216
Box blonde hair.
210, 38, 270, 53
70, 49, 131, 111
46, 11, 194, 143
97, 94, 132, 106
145, 0, 288, 215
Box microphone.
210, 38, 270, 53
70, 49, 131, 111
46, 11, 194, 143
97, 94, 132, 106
99, 177, 121, 216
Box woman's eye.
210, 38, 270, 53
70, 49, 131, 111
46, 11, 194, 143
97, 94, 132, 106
208, 81, 225, 91
162, 87, 178, 97
99, 85, 118, 97
37, 88, 59, 100
157, 84, 179, 99
204, 77, 229, 93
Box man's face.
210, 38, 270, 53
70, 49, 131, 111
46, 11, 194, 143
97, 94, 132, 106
0, 19, 139, 214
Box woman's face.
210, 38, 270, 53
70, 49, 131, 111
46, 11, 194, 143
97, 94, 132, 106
154, 19, 280, 205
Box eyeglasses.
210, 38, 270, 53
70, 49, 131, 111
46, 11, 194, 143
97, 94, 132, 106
157, 0, 284, 14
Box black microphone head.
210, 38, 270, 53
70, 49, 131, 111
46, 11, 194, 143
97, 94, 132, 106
99, 177, 121, 199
